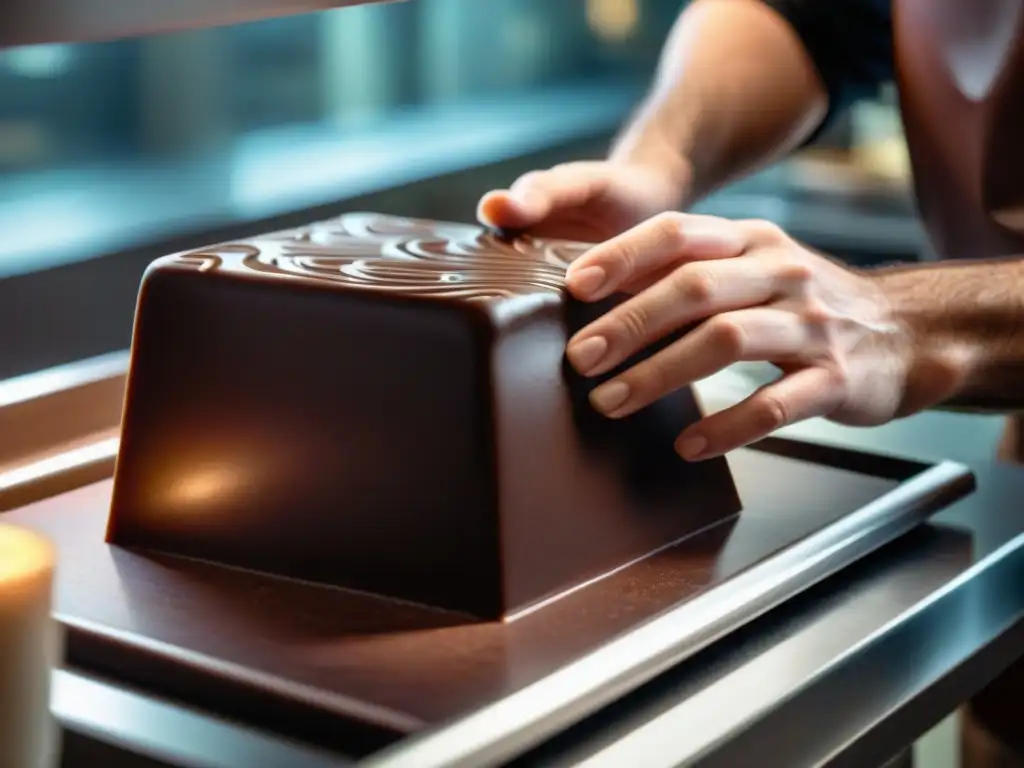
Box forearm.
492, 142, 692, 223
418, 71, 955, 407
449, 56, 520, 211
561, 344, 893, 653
609, 0, 828, 204
873, 259, 1024, 413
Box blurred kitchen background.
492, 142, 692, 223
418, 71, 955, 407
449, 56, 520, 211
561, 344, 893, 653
0, 0, 923, 380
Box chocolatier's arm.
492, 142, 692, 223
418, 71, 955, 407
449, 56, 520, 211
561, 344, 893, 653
874, 259, 1024, 412
611, 0, 893, 204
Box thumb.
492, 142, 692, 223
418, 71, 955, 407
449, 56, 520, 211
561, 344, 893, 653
476, 188, 548, 230
477, 164, 609, 230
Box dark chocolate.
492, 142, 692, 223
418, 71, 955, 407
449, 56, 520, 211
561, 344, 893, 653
107, 213, 740, 619
489, 225, 526, 243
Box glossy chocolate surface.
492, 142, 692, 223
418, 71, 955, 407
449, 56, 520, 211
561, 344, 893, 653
895, 0, 1024, 260
8, 443, 933, 753
107, 213, 740, 619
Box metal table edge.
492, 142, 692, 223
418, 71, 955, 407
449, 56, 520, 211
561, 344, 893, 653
361, 459, 972, 768
52, 668, 351, 768
575, 529, 1024, 768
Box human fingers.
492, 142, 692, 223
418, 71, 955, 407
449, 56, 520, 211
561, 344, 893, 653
477, 163, 610, 230
563, 212, 748, 301
566, 252, 800, 377
585, 307, 811, 419
617, 263, 677, 296
674, 366, 846, 460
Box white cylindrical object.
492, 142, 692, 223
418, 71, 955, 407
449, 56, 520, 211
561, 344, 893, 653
0, 523, 61, 768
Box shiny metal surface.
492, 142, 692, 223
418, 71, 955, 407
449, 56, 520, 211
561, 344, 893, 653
0, 436, 120, 512
0, 352, 126, 511
0, 351, 126, 464
514, 456, 1024, 766
365, 461, 970, 768
526, 530, 1022, 767
1, 0, 402, 47
54, 669, 349, 767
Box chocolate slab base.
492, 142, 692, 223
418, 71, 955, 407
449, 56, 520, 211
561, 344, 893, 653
5, 441, 972, 757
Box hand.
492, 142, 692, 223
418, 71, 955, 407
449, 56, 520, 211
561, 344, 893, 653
562, 212, 929, 461
477, 159, 690, 242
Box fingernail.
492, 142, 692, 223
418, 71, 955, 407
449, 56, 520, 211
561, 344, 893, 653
566, 336, 608, 374
676, 435, 708, 461
590, 380, 630, 414
566, 266, 607, 298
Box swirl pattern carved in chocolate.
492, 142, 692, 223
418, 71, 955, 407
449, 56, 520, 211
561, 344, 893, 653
174, 213, 595, 303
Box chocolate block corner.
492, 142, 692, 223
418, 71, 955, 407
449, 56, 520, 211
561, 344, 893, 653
107, 213, 741, 619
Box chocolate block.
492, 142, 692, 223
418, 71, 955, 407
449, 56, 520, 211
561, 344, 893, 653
107, 213, 740, 619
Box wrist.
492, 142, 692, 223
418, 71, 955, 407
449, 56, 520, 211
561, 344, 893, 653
870, 266, 975, 412
609, 118, 696, 208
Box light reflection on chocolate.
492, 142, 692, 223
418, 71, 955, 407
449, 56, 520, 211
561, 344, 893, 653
170, 213, 593, 302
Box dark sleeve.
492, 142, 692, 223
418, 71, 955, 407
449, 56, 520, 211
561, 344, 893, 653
760, 0, 894, 131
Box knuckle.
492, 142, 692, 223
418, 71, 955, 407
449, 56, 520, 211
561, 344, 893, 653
823, 363, 851, 395
616, 304, 651, 341
777, 260, 814, 287
706, 316, 746, 358
753, 393, 790, 432
739, 218, 787, 244
637, 357, 676, 399
652, 211, 687, 246
606, 239, 640, 276
800, 298, 834, 328
671, 265, 717, 304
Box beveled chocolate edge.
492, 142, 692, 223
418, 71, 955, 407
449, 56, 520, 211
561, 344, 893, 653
365, 456, 974, 768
